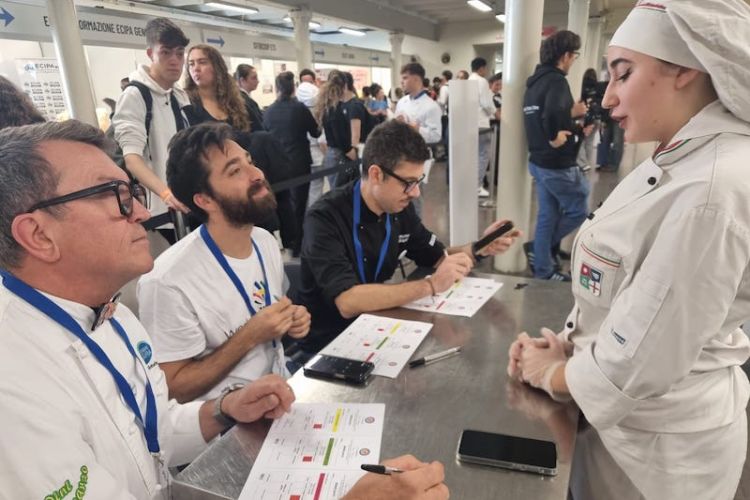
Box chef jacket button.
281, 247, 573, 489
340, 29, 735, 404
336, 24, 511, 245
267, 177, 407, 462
647, 177, 657, 185
597, 201, 603, 208
587, 213, 595, 220
566, 322, 574, 329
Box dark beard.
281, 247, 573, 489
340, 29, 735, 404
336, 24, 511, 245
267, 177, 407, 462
215, 180, 278, 227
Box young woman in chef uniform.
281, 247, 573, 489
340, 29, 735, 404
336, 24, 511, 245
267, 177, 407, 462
510, 1, 750, 498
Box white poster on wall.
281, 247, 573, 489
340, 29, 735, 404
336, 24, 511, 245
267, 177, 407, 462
15, 58, 66, 121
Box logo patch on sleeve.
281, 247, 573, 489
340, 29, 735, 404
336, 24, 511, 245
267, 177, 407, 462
136, 341, 153, 364
579, 262, 603, 297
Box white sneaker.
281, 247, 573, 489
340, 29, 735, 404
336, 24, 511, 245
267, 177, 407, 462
478, 187, 490, 198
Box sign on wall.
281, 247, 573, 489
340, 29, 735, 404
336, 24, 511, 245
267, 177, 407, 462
15, 58, 67, 120
202, 30, 296, 60
0, 1, 200, 48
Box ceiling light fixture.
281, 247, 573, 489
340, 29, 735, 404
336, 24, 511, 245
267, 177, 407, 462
204, 2, 259, 15
284, 15, 321, 29
467, 0, 493, 13
339, 27, 366, 36
495, 14, 506, 23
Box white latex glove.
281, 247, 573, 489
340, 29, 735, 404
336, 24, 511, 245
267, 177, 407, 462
520, 328, 571, 401
507, 332, 532, 380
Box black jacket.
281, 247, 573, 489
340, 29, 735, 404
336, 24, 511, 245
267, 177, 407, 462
241, 92, 265, 132
523, 64, 579, 169
263, 98, 320, 177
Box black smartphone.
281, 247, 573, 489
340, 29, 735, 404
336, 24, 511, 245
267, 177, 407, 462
303, 354, 375, 385
471, 221, 515, 255
457, 430, 557, 476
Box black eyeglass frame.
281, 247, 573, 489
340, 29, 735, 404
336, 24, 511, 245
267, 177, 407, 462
378, 166, 426, 194
25, 180, 149, 218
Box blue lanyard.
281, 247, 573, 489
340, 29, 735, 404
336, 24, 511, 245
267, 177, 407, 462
199, 225, 272, 316
0, 270, 160, 454
411, 90, 428, 100
352, 180, 391, 283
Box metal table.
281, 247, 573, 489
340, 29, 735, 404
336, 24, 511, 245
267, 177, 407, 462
174, 274, 579, 499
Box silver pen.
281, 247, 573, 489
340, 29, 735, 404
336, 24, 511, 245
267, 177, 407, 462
409, 346, 463, 368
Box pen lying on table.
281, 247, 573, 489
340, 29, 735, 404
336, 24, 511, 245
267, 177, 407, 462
408, 346, 463, 368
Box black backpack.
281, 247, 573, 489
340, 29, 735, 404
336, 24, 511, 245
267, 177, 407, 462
107, 81, 187, 179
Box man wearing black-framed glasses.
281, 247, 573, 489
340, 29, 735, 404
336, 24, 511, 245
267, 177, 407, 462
0, 120, 297, 498
296, 120, 521, 354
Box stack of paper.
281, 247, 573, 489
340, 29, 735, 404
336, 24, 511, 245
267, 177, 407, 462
239, 403, 385, 500
320, 314, 433, 378
402, 276, 503, 317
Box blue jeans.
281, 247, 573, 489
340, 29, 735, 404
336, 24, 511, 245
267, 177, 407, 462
529, 162, 590, 278
478, 129, 492, 187
322, 147, 345, 188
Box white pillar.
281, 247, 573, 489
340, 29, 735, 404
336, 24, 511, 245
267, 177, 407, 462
566, 0, 591, 100
493, 0, 545, 273
289, 7, 313, 72
585, 16, 605, 75
389, 31, 404, 100
448, 80, 478, 246
46, 0, 97, 126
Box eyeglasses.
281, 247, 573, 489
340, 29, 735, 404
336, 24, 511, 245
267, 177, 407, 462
572, 51, 581, 59
25, 180, 149, 218
379, 166, 425, 194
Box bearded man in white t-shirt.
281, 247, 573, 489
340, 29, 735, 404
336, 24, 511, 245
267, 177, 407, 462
138, 122, 311, 403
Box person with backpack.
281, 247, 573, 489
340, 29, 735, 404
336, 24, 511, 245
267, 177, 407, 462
112, 17, 191, 243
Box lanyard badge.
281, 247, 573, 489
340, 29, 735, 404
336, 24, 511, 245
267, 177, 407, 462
0, 270, 160, 454
352, 180, 392, 284
200, 225, 272, 315
200, 225, 282, 358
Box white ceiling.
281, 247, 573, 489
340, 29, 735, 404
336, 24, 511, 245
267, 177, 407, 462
395, 0, 639, 23
136, 0, 641, 41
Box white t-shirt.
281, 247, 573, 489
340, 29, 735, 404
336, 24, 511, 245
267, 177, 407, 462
138, 226, 289, 401
395, 92, 442, 144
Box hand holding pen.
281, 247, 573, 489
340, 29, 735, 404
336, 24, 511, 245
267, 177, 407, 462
431, 251, 472, 293
342, 456, 448, 500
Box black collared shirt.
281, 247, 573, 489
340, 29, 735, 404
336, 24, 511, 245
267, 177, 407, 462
296, 181, 445, 352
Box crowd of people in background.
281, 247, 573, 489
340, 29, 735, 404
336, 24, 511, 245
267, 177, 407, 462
3, 0, 750, 497
0, 15, 614, 281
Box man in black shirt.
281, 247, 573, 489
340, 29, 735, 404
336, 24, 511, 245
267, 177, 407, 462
522, 30, 590, 281
296, 120, 521, 353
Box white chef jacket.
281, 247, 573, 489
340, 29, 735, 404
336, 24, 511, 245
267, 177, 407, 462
0, 286, 207, 499
560, 101, 750, 496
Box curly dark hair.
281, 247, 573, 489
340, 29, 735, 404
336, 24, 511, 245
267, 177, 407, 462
184, 44, 251, 132
0, 76, 46, 130
166, 122, 236, 222
361, 120, 430, 179
540, 30, 581, 66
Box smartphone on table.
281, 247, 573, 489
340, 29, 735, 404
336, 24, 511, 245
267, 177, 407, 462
303, 354, 375, 385
457, 429, 557, 476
